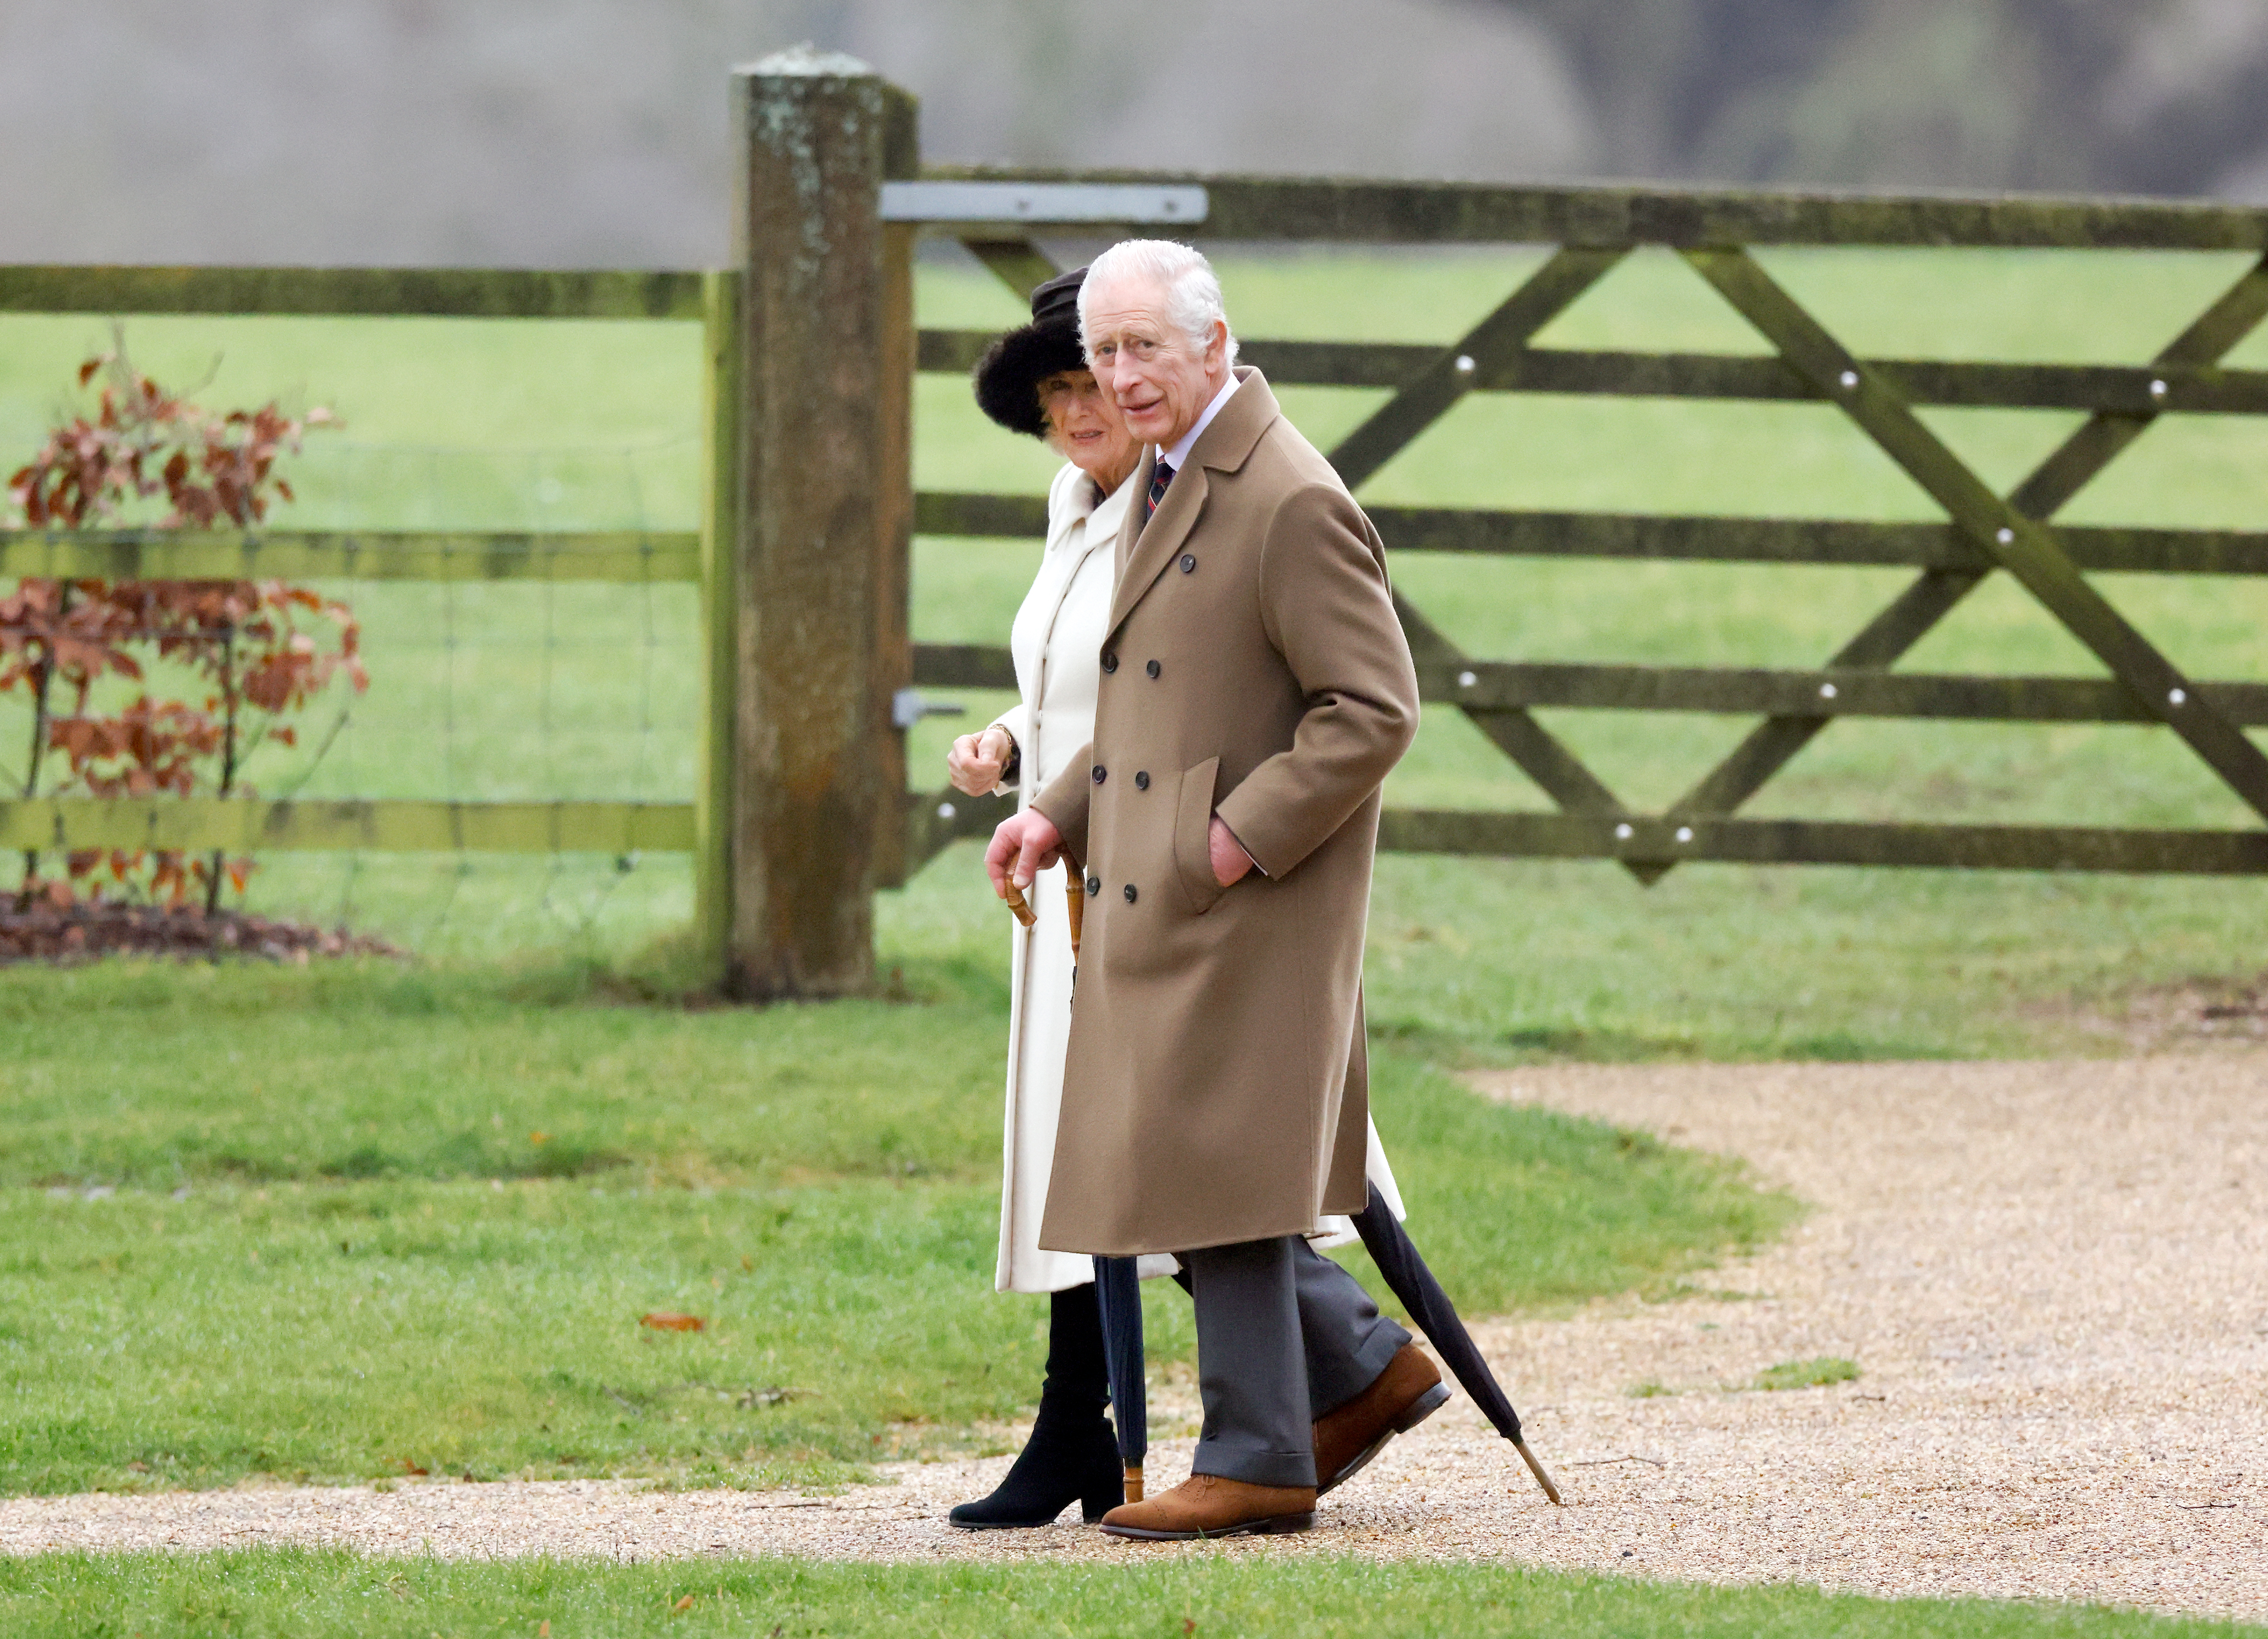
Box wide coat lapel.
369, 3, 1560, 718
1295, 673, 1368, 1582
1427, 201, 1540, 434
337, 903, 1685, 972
1107, 369, 1281, 638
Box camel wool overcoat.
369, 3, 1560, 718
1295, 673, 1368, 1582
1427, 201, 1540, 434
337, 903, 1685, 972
987, 462, 1407, 1292
1032, 370, 1420, 1257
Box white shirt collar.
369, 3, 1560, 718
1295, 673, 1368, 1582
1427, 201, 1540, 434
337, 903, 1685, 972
1160, 372, 1240, 473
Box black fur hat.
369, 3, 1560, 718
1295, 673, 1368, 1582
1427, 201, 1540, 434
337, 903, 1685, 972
973, 266, 1089, 438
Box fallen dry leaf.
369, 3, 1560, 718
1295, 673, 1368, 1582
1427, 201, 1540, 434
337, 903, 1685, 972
640, 1312, 705, 1333
672, 1592, 696, 1612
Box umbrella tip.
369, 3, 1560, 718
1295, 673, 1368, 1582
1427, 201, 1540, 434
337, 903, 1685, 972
1512, 1438, 1564, 1506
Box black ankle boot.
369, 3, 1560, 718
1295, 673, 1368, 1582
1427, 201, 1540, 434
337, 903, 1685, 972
950, 1284, 1126, 1529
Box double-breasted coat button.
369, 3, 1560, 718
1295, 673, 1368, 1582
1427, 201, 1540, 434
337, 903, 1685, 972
1122, 884, 1137, 903
1092, 765, 1107, 784
1146, 659, 1161, 678
1101, 652, 1118, 673
1179, 554, 1197, 573
1085, 874, 1101, 896
1134, 771, 1150, 790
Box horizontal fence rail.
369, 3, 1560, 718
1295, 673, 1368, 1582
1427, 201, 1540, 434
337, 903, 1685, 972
0, 529, 702, 583
915, 494, 2268, 576
916, 166, 2268, 250
923, 329, 2268, 415
0, 797, 693, 854
0, 265, 708, 320
909, 645, 2268, 725
1376, 812, 2268, 874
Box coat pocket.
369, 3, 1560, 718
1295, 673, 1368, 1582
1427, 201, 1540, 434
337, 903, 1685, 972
1171, 756, 1227, 916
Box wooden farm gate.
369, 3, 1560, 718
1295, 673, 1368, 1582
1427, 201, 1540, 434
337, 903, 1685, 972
904, 182, 2268, 885
7, 51, 2268, 999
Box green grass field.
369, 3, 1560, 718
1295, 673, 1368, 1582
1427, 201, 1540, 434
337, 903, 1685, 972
3, 1550, 2258, 1639
0, 957, 1791, 1495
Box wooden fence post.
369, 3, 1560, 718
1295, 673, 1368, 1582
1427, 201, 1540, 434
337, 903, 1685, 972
694, 267, 741, 989
725, 48, 916, 998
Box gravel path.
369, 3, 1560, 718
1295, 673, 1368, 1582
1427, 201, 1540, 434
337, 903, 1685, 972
3, 1053, 2261, 1622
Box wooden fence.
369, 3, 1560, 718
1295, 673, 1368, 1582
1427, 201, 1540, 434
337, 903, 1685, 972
6, 51, 2268, 998
0, 275, 729, 960
901, 174, 2268, 889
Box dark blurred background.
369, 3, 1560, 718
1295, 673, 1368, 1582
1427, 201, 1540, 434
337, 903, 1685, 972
5, 0, 2268, 265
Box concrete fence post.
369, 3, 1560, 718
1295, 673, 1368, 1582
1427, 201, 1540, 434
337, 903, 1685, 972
719, 48, 917, 998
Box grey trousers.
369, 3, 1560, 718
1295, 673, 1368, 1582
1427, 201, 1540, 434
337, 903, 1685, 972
1181, 1235, 1410, 1489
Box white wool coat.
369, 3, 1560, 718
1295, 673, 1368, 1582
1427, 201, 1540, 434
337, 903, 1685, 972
990, 460, 1406, 1293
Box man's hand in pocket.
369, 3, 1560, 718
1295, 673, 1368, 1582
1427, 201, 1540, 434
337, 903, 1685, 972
1209, 815, 1256, 888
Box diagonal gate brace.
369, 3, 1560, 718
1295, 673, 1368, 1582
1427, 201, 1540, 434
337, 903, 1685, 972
1330, 247, 1643, 831
1618, 247, 2268, 881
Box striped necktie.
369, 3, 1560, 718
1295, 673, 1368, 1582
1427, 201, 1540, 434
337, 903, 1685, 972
1146, 459, 1175, 520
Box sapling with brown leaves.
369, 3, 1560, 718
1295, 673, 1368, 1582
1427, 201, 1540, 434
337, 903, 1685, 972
3, 332, 367, 916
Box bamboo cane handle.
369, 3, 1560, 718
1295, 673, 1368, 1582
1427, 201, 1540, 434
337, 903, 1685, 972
1066, 876, 1085, 960
1000, 875, 1037, 928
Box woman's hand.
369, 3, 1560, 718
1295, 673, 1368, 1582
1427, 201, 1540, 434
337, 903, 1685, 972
947, 726, 1016, 796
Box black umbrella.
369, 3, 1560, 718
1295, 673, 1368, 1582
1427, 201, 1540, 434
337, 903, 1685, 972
1351, 1182, 1562, 1503
1092, 1254, 1147, 1503
1064, 878, 1149, 1505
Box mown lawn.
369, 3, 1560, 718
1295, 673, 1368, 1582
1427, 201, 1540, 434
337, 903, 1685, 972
0, 958, 1791, 1495
1, 1551, 2257, 1639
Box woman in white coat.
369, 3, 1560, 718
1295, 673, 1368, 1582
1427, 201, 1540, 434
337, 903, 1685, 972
944, 268, 1408, 1530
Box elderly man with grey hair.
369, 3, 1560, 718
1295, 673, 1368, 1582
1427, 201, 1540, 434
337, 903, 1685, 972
984, 239, 1443, 1539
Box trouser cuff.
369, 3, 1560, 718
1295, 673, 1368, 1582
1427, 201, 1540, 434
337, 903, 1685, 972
1192, 1436, 1317, 1489
1344, 1318, 1412, 1403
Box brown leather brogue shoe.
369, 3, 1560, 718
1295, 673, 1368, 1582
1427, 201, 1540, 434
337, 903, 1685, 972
1098, 1473, 1316, 1540
1312, 1342, 1451, 1496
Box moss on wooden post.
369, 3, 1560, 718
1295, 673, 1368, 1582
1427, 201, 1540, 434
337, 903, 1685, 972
727, 49, 917, 999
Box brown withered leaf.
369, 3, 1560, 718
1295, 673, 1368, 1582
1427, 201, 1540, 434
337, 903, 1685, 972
640, 1312, 706, 1333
